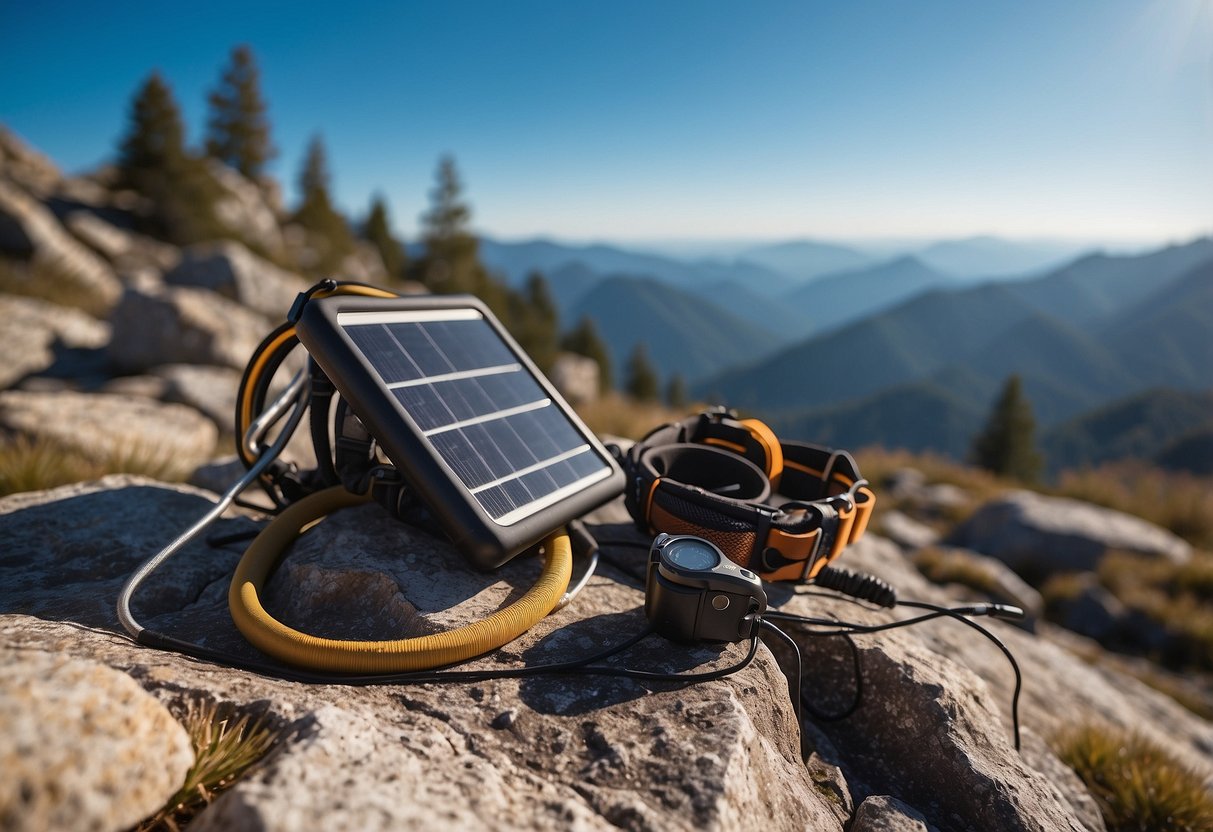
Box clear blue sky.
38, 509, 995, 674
2, 1, 1210, 245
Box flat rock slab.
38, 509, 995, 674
0, 390, 217, 478
0, 649, 193, 832
0, 477, 838, 831
946, 489, 1191, 575
164, 240, 305, 319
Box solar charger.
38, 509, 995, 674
296, 294, 624, 569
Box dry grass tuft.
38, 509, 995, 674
0, 434, 189, 497
135, 699, 280, 832
1054, 723, 1213, 832
574, 392, 690, 441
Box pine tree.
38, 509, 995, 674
413, 155, 508, 316
561, 316, 613, 392
292, 135, 355, 274
625, 343, 660, 402
507, 272, 560, 372
204, 45, 275, 179
970, 374, 1043, 482
117, 72, 221, 245
362, 194, 407, 282
665, 372, 687, 409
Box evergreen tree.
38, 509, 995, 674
625, 343, 660, 402
362, 194, 407, 282
292, 135, 355, 274
117, 72, 221, 244
970, 374, 1043, 482
561, 316, 613, 392
204, 45, 275, 179
507, 272, 560, 372
665, 372, 687, 409
413, 155, 507, 316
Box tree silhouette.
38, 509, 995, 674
292, 135, 355, 274
362, 194, 407, 283
665, 372, 687, 409
117, 72, 220, 244
970, 374, 1043, 482
561, 316, 613, 392
625, 343, 660, 402
506, 272, 560, 372
204, 45, 275, 179
413, 155, 508, 316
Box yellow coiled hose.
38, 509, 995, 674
229, 486, 572, 673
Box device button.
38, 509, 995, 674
711, 594, 730, 610
739, 569, 754, 579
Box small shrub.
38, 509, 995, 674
135, 699, 279, 831
1054, 723, 1213, 832
0, 435, 190, 497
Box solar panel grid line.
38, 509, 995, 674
385, 362, 521, 390
333, 306, 615, 525
469, 443, 593, 494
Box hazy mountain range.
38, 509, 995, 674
479, 232, 1213, 469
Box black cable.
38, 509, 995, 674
766, 601, 1023, 751
759, 619, 801, 726
897, 600, 1022, 751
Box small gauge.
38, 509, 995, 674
663, 538, 721, 571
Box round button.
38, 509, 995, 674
711, 594, 730, 610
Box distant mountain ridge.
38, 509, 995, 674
699, 238, 1213, 457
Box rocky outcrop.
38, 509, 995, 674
205, 159, 287, 258
0, 295, 111, 387
0, 390, 217, 477
0, 126, 61, 198
0, 650, 193, 832
165, 239, 305, 319
151, 363, 243, 430
550, 352, 600, 404
0, 180, 122, 315
945, 490, 1191, 575
64, 209, 180, 277
108, 284, 269, 372
0, 477, 839, 831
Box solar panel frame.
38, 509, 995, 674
295, 293, 625, 569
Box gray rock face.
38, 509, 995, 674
878, 509, 939, 550
108, 284, 270, 372
0, 478, 840, 831
205, 160, 287, 258
338, 241, 390, 286
1049, 573, 1128, 642
0, 649, 193, 832
550, 351, 600, 404
64, 210, 180, 277
0, 180, 122, 315
0, 295, 111, 388
850, 795, 934, 832
0, 126, 61, 197
0, 390, 217, 477
151, 363, 242, 430
945, 489, 1191, 575
915, 545, 1045, 626
164, 239, 305, 319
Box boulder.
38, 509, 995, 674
945, 490, 1191, 576
0, 126, 61, 197
0, 477, 841, 831
0, 295, 111, 389
1047, 573, 1128, 643
0, 650, 193, 832
0, 390, 217, 478
151, 363, 243, 430
0, 180, 122, 315
205, 159, 287, 258
64, 210, 180, 276
850, 795, 934, 832
338, 241, 390, 285
550, 352, 600, 404
877, 509, 939, 550
108, 284, 270, 372
164, 239, 305, 319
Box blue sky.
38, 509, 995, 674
2, 1, 1210, 246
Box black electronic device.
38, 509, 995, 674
295, 294, 625, 569
645, 533, 767, 643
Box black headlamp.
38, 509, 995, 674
645, 533, 766, 643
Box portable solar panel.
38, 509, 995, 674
295, 294, 625, 569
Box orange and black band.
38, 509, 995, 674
618, 409, 875, 582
